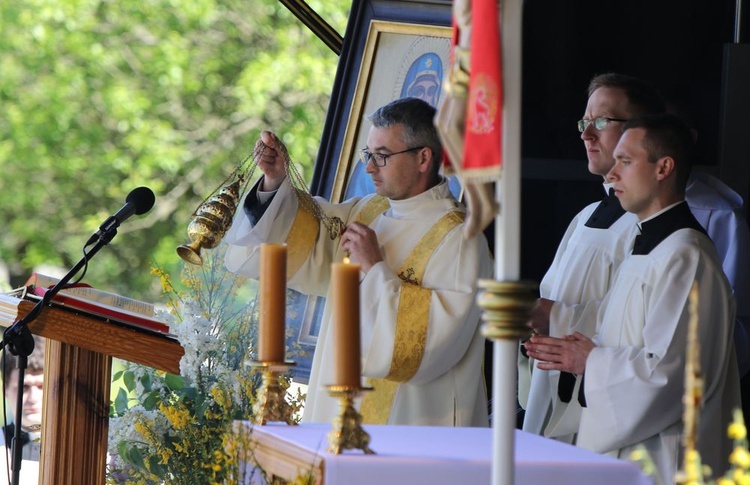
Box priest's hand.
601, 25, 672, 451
340, 222, 383, 273
258, 130, 287, 192
527, 298, 554, 336
523, 332, 595, 375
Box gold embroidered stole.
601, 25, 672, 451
284, 195, 389, 279
357, 199, 465, 424
283, 204, 320, 279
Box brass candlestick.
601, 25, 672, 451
251, 361, 297, 425
325, 385, 375, 455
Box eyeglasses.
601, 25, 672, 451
359, 146, 425, 168
577, 117, 628, 133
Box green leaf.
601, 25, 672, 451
143, 391, 159, 411
114, 388, 129, 415
165, 373, 185, 390
140, 371, 153, 392
123, 371, 136, 393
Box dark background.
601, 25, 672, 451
519, 0, 748, 282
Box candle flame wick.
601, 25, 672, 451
343, 256, 350, 264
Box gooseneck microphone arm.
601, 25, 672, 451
1, 186, 154, 485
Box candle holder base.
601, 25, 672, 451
325, 385, 375, 455
250, 360, 297, 425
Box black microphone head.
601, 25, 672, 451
126, 187, 156, 215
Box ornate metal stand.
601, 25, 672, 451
477, 279, 538, 341
477, 279, 537, 484
325, 385, 375, 455
251, 361, 297, 425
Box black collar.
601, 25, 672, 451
632, 202, 707, 255
584, 188, 626, 229
2, 424, 29, 448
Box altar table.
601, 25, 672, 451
241, 422, 653, 484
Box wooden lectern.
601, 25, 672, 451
0, 294, 184, 485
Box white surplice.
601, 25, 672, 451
523, 174, 750, 441
522, 185, 638, 438
561, 219, 739, 483
225, 178, 492, 426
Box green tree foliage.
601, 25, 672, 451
0, 0, 349, 300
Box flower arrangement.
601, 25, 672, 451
632, 408, 750, 485
106, 244, 305, 484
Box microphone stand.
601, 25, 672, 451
1, 225, 118, 485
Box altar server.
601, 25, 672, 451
524, 113, 740, 483
521, 73, 750, 444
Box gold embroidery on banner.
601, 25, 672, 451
284, 205, 319, 279
360, 210, 464, 424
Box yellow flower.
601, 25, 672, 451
159, 402, 191, 430
134, 419, 157, 445
731, 447, 750, 468
211, 386, 231, 409
734, 467, 750, 484
730, 422, 748, 440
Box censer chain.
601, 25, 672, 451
254, 139, 345, 240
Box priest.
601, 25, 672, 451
224, 97, 493, 427
523, 113, 740, 483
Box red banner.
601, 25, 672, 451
463, 0, 502, 180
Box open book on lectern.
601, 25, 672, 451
7, 272, 172, 335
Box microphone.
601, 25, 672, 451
86, 186, 155, 245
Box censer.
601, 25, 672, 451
176, 177, 245, 266
176, 138, 345, 265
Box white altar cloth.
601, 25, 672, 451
244, 422, 653, 485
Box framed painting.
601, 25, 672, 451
310, 0, 453, 199
330, 20, 452, 202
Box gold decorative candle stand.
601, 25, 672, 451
477, 279, 538, 341
251, 361, 297, 425
325, 385, 375, 455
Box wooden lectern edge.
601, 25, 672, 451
0, 294, 183, 374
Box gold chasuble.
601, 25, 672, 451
356, 196, 465, 424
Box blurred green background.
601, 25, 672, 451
0, 0, 350, 302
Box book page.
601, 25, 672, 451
25, 273, 155, 317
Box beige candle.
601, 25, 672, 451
332, 258, 361, 387
259, 244, 287, 362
